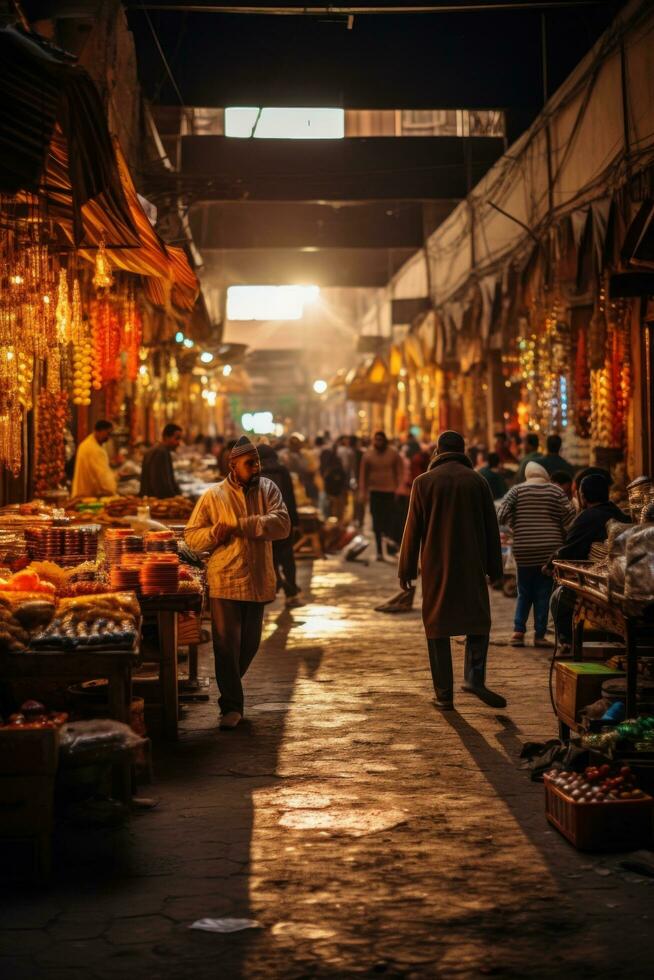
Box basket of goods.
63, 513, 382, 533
0, 702, 67, 860
544, 765, 653, 851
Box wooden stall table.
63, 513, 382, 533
0, 646, 139, 802
553, 561, 654, 733
138, 592, 203, 740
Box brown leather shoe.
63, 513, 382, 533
534, 636, 553, 648
219, 711, 242, 730
510, 632, 525, 647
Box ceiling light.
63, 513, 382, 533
175, 331, 184, 343
313, 379, 327, 394
222, 364, 232, 377
200, 351, 214, 363
183, 338, 194, 349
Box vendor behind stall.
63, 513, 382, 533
549, 473, 631, 651
140, 424, 183, 499
71, 420, 117, 498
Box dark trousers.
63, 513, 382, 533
427, 635, 490, 701
211, 598, 265, 715
369, 490, 395, 556
273, 537, 299, 598
515, 565, 553, 638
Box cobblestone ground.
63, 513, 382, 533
2, 555, 653, 979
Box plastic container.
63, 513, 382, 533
544, 775, 654, 851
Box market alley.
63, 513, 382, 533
1, 554, 653, 980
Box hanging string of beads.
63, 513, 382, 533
34, 390, 69, 493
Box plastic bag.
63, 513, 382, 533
59, 719, 146, 766
624, 524, 654, 610
189, 918, 261, 933
607, 520, 634, 598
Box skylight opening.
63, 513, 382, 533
226, 285, 320, 321
225, 107, 344, 140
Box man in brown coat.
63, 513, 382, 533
398, 430, 505, 710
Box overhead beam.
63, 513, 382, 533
200, 246, 416, 287
189, 200, 455, 249
179, 135, 503, 201
130, 3, 608, 12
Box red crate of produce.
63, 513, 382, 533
544, 772, 654, 851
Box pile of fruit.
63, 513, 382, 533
545, 764, 649, 802
0, 569, 56, 596
1, 700, 67, 729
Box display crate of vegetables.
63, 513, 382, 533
544, 765, 653, 851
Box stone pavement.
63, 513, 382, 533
1, 555, 653, 979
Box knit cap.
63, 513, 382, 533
230, 435, 258, 461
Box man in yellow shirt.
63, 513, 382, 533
71, 420, 117, 498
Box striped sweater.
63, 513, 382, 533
497, 481, 576, 566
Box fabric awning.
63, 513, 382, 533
1, 26, 200, 323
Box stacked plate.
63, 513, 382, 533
110, 565, 141, 592
144, 535, 178, 555
26, 527, 64, 560
105, 529, 144, 566
139, 555, 180, 596
79, 526, 99, 559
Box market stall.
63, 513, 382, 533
543, 479, 654, 849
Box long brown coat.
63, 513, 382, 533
398, 452, 503, 639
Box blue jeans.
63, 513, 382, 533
514, 566, 553, 638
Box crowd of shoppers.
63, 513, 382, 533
71, 415, 623, 726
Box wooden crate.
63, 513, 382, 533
554, 661, 625, 725
581, 641, 626, 661
544, 776, 654, 851
0, 727, 60, 776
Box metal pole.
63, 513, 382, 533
541, 12, 554, 216
620, 36, 631, 178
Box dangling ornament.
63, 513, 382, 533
70, 278, 84, 345
55, 268, 70, 343
93, 240, 113, 292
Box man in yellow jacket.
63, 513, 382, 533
185, 435, 290, 730
71, 420, 117, 498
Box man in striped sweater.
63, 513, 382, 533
497, 461, 575, 647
